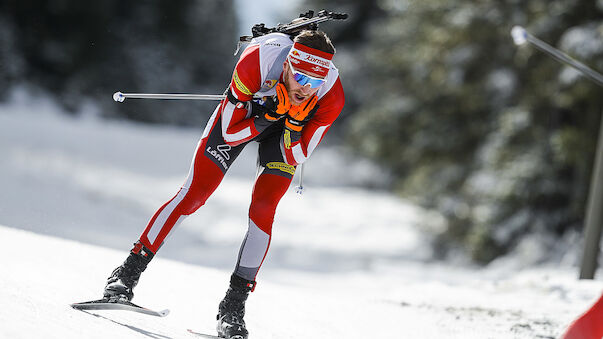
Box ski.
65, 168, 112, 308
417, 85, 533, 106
187, 329, 221, 338
70, 298, 169, 317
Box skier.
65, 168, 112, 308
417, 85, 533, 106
102, 29, 344, 339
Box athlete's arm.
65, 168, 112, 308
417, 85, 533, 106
220, 45, 281, 146
280, 78, 345, 166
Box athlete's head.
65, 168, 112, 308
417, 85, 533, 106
283, 30, 335, 105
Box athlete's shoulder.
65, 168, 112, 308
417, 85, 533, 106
248, 33, 293, 61
317, 63, 343, 100
239, 33, 292, 63
309, 53, 343, 122
251, 33, 293, 49
314, 77, 344, 123
243, 33, 292, 93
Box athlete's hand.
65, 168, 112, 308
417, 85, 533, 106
275, 83, 291, 115
255, 83, 289, 122
285, 95, 319, 132
259, 83, 290, 122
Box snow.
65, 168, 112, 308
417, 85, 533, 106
1, 88, 602, 338
1, 225, 601, 339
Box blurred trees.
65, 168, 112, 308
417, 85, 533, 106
0, 0, 237, 125
306, 0, 603, 263
2, 0, 603, 264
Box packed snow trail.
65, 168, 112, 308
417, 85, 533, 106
1, 91, 602, 338
1, 225, 601, 339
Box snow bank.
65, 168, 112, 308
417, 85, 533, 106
1, 225, 601, 339
1, 89, 602, 338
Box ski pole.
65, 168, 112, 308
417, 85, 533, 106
295, 164, 305, 195
113, 91, 226, 103
511, 26, 603, 87
113, 90, 310, 195
511, 26, 603, 280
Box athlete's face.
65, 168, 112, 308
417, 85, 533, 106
282, 61, 322, 105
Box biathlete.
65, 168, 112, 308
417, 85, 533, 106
101, 29, 344, 339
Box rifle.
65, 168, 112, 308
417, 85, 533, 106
113, 10, 348, 195
114, 9, 348, 103
234, 10, 348, 55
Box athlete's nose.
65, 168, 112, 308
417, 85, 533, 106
300, 85, 313, 95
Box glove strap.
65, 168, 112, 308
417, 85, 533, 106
264, 111, 282, 122
285, 118, 304, 132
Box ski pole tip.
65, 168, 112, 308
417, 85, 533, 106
113, 91, 125, 102
511, 26, 528, 46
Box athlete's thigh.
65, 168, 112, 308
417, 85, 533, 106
257, 130, 296, 179
202, 114, 249, 174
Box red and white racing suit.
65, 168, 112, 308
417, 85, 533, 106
136, 33, 345, 283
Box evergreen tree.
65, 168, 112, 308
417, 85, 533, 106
0, 0, 237, 125
305, 0, 603, 262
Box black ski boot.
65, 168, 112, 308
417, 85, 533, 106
216, 274, 255, 339
103, 242, 154, 301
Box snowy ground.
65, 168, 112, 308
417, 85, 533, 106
1, 90, 602, 338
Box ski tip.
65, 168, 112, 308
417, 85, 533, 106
70, 301, 90, 308
69, 299, 169, 317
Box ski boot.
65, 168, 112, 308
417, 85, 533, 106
103, 241, 154, 301
216, 274, 255, 339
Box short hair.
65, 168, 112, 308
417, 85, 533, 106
294, 30, 336, 55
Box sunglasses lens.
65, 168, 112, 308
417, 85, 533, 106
293, 72, 325, 88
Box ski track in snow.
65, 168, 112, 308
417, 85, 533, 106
1, 225, 601, 339
0, 92, 602, 338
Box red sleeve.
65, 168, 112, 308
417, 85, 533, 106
229, 45, 261, 100
281, 78, 345, 165
220, 45, 264, 146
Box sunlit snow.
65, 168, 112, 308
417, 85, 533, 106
0, 89, 601, 338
